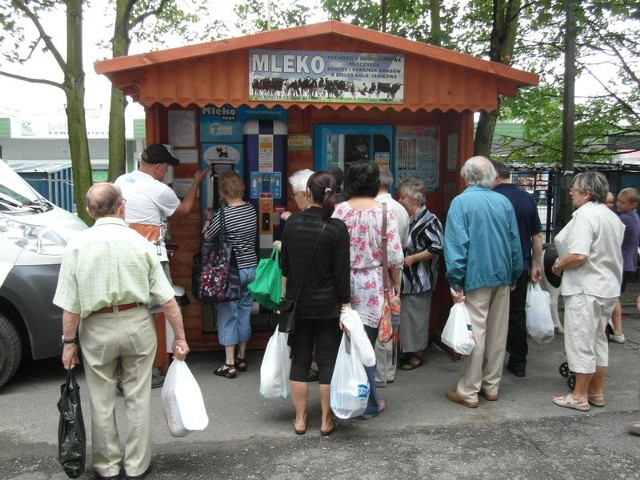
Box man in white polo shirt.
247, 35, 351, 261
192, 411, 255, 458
115, 143, 210, 281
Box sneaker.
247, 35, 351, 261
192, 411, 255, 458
610, 334, 625, 344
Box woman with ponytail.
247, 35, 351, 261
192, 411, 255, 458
280, 171, 351, 436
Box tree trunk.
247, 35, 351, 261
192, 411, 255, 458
473, 0, 522, 158
107, 0, 133, 181
107, 87, 128, 180
555, 0, 577, 231
429, 0, 442, 46
65, 0, 92, 224
474, 108, 500, 158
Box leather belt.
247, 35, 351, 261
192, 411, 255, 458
93, 302, 144, 314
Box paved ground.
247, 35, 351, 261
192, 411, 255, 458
1, 285, 639, 479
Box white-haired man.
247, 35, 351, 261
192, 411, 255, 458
444, 156, 522, 408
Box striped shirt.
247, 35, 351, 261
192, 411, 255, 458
205, 203, 258, 269
401, 206, 444, 294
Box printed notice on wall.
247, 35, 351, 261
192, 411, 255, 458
447, 133, 458, 172
172, 149, 198, 164
395, 126, 440, 191
172, 178, 194, 198
168, 110, 196, 147
258, 134, 274, 171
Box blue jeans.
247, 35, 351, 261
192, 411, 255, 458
216, 267, 256, 346
358, 325, 383, 419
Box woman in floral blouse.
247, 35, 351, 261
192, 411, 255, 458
332, 160, 403, 419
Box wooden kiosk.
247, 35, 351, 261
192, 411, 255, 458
95, 21, 539, 370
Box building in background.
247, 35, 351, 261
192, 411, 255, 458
0, 112, 145, 181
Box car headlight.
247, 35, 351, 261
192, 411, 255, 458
0, 216, 67, 256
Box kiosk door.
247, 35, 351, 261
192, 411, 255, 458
314, 124, 394, 184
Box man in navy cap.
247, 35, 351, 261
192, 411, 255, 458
115, 144, 210, 280
115, 144, 209, 388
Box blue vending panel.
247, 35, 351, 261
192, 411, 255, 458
243, 119, 288, 247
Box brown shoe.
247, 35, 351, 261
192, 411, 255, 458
446, 388, 479, 408
479, 390, 499, 401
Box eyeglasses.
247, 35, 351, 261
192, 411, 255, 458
289, 192, 302, 199
569, 187, 581, 193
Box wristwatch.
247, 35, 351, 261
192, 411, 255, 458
62, 335, 78, 345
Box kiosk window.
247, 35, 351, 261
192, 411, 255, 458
317, 125, 394, 181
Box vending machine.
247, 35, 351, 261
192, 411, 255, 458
243, 119, 288, 254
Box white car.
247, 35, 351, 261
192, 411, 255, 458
0, 159, 87, 389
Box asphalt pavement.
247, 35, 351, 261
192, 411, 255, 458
1, 285, 639, 479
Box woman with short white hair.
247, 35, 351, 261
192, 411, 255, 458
280, 169, 314, 221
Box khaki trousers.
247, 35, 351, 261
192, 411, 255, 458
456, 286, 510, 403
78, 306, 156, 477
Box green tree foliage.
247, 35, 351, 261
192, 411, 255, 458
105, 0, 217, 181
234, 0, 312, 35
323, 0, 457, 47
322, 0, 639, 164
491, 0, 639, 163
0, 0, 93, 224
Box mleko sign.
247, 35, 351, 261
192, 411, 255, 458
249, 49, 404, 104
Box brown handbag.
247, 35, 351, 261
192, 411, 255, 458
378, 203, 395, 343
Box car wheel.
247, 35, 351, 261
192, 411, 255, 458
0, 313, 22, 389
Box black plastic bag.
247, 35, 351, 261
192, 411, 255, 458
57, 368, 86, 478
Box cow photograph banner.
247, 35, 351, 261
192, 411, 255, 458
249, 49, 404, 104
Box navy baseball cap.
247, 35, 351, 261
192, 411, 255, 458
142, 144, 180, 166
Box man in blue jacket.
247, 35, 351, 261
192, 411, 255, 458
444, 156, 522, 408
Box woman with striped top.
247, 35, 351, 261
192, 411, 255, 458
396, 178, 443, 370
204, 171, 258, 379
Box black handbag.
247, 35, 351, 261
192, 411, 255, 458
194, 208, 241, 303
276, 297, 298, 333
57, 368, 86, 479
274, 222, 327, 334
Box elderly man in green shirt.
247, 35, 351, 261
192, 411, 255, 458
54, 182, 189, 480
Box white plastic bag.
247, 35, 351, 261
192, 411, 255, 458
330, 333, 370, 419
525, 283, 555, 344
339, 307, 376, 367
441, 302, 475, 355
259, 327, 291, 399
161, 359, 209, 437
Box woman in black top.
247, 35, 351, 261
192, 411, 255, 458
280, 171, 351, 436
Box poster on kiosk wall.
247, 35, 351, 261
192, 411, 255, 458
395, 126, 440, 192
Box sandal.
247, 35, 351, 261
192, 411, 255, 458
320, 419, 338, 437
588, 394, 605, 407
400, 355, 423, 370
292, 419, 306, 435
235, 356, 247, 372
214, 363, 236, 379
552, 393, 590, 411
